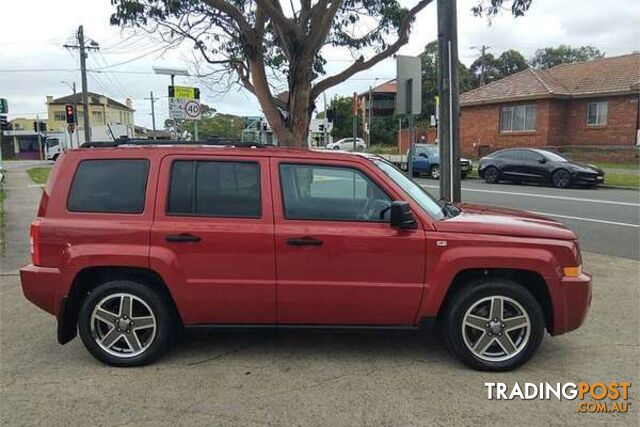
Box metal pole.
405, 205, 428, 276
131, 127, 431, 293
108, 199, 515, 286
149, 91, 157, 139
78, 26, 91, 144
323, 92, 328, 146
36, 115, 43, 161
437, 0, 461, 202
352, 92, 357, 151
406, 79, 414, 177
368, 85, 373, 147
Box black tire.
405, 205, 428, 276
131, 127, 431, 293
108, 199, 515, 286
551, 169, 571, 189
483, 166, 499, 184
442, 280, 545, 371
52, 153, 60, 162
461, 173, 468, 180
78, 279, 176, 367
333, 146, 341, 150
429, 165, 440, 180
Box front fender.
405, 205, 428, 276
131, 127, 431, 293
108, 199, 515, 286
418, 233, 565, 320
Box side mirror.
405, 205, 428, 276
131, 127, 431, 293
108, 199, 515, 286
390, 201, 417, 229
538, 158, 547, 164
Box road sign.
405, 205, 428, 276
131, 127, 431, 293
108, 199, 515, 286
169, 98, 201, 120
0, 98, 7, 114
396, 55, 422, 115
168, 85, 200, 100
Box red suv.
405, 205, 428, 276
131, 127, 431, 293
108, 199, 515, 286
20, 144, 592, 370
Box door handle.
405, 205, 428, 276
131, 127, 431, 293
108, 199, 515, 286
165, 233, 202, 243
286, 236, 323, 246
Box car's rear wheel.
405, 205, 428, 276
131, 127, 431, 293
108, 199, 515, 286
333, 146, 341, 150
78, 280, 176, 366
442, 280, 545, 371
483, 166, 499, 184
552, 169, 571, 189
429, 165, 440, 180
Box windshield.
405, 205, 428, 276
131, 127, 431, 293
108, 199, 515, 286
540, 150, 569, 162
371, 158, 445, 220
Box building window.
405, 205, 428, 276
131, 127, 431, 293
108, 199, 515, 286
587, 102, 608, 126
92, 111, 103, 124
53, 111, 66, 121
499, 104, 537, 132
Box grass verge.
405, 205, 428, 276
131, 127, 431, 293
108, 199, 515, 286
604, 173, 640, 188
26, 167, 52, 185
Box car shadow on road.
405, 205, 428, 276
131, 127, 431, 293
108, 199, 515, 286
166, 328, 459, 369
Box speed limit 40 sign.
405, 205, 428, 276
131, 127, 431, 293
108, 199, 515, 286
169, 98, 201, 120
184, 100, 201, 119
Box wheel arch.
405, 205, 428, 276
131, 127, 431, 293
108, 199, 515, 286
58, 266, 182, 344
436, 268, 553, 332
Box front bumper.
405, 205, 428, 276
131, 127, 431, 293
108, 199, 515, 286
571, 171, 604, 185
551, 273, 593, 335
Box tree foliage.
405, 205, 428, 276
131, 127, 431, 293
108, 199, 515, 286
420, 40, 474, 121
328, 96, 361, 140
111, 0, 533, 146
529, 45, 604, 69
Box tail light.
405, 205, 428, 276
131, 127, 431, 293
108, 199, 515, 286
30, 221, 41, 266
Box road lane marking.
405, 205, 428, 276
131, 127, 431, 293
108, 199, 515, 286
420, 184, 640, 207
527, 211, 639, 228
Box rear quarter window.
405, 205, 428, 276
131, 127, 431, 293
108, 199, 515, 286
67, 159, 150, 213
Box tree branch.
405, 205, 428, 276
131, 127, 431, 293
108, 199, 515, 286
311, 0, 434, 99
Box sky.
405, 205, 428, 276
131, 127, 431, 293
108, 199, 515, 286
1, 0, 638, 129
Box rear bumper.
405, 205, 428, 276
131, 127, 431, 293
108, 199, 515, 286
551, 273, 592, 335
20, 264, 73, 317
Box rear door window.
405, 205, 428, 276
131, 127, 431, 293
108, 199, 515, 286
67, 159, 149, 213
167, 160, 261, 218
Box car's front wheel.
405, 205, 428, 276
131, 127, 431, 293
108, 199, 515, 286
78, 279, 176, 366
483, 166, 499, 184
552, 169, 571, 189
442, 280, 545, 371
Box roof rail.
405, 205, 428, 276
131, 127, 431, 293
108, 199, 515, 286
80, 138, 275, 148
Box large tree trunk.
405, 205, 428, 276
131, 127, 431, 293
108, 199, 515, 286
286, 61, 313, 147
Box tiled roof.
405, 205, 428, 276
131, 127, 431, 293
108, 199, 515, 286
460, 53, 640, 106
359, 79, 397, 97
49, 92, 133, 111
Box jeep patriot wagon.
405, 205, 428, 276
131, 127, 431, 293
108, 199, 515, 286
20, 144, 592, 370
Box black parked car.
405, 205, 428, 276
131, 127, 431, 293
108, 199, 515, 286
478, 148, 605, 189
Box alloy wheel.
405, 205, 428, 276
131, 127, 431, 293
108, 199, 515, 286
90, 293, 157, 358
553, 170, 570, 188
461, 296, 531, 362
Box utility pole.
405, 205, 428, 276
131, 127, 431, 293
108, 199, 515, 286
64, 25, 99, 143
437, 0, 461, 202
145, 91, 159, 138
472, 45, 490, 87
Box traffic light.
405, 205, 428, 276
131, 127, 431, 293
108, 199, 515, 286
0, 115, 8, 131
33, 121, 38, 132
65, 104, 76, 124
38, 122, 47, 132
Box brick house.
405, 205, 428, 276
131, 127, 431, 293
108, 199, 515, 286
459, 53, 640, 159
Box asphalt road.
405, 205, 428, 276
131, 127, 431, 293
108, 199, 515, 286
416, 178, 640, 260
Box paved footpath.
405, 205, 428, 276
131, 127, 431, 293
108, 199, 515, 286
0, 161, 45, 274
